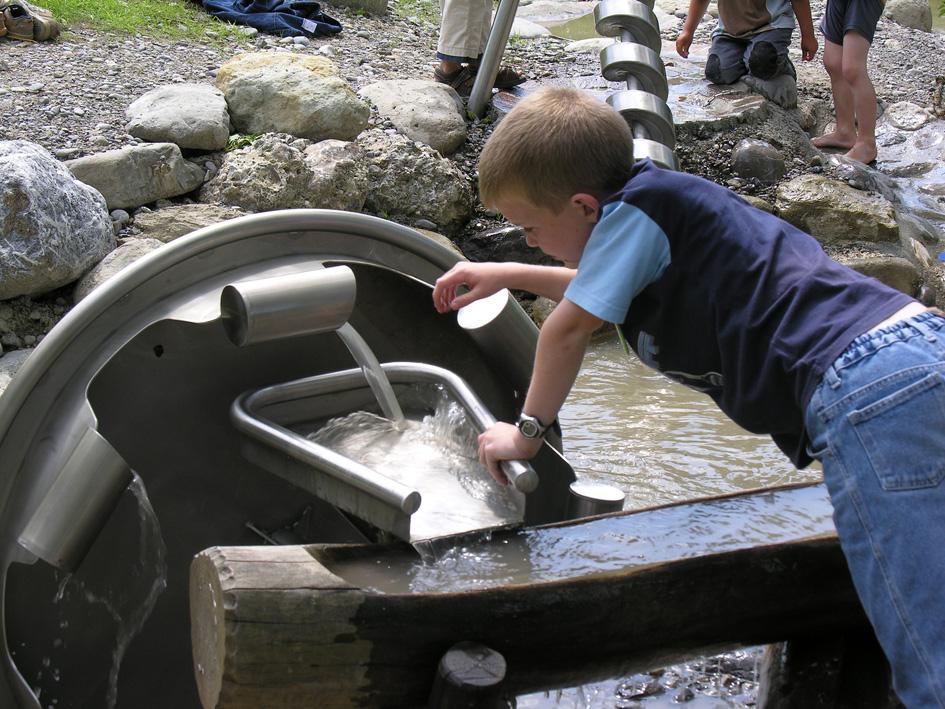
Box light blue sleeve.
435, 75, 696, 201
564, 201, 671, 324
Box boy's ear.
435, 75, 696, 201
570, 193, 600, 222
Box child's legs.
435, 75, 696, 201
705, 35, 748, 85
806, 311, 945, 708
743, 28, 793, 81
812, 38, 858, 146
437, 0, 492, 61
840, 31, 878, 161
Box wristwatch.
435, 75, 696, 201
515, 412, 550, 439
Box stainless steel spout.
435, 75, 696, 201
18, 428, 132, 571
221, 265, 357, 346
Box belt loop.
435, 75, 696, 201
823, 363, 841, 389
910, 312, 938, 342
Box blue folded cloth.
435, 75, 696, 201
199, 0, 342, 37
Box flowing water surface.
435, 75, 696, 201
560, 332, 820, 509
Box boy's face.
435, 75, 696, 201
494, 193, 599, 268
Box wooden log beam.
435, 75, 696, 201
190, 485, 869, 709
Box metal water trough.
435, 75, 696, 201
0, 210, 576, 709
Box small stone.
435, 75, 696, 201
672, 686, 695, 702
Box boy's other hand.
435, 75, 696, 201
478, 422, 543, 486
801, 34, 818, 61
433, 262, 505, 313
675, 29, 693, 58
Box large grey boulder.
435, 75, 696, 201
357, 129, 475, 236
358, 80, 467, 156
66, 143, 206, 211
884, 0, 933, 31
301, 139, 369, 211
884, 101, 933, 131
215, 52, 370, 142
126, 83, 231, 151
775, 174, 899, 244
0, 141, 114, 299
73, 237, 165, 302
199, 134, 368, 212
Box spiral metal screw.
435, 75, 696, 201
595, 0, 678, 170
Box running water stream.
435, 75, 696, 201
335, 322, 406, 426
307, 384, 524, 540
40, 472, 167, 709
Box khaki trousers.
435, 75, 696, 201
436, 0, 492, 61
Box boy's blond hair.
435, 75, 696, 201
478, 87, 635, 212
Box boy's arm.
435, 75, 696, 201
433, 261, 576, 313
676, 0, 710, 58
477, 298, 603, 483
791, 0, 818, 61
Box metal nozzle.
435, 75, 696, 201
18, 428, 132, 572
221, 266, 357, 346
566, 481, 626, 519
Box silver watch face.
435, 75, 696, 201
517, 416, 543, 438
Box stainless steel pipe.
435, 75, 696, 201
566, 481, 626, 518
467, 0, 520, 118
221, 265, 356, 346
18, 428, 132, 571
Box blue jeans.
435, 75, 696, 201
805, 310, 945, 708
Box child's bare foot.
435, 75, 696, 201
811, 131, 856, 150
845, 141, 877, 165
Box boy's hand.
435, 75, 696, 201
800, 34, 818, 61
432, 262, 506, 313
675, 29, 694, 58
478, 422, 543, 485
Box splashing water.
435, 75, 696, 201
308, 386, 524, 540
104, 473, 167, 708
43, 472, 167, 709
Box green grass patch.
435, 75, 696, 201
225, 133, 261, 150
38, 0, 252, 44
390, 0, 439, 25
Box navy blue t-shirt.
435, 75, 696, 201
566, 160, 914, 467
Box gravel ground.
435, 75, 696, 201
2, 1, 942, 165
1, 1, 943, 358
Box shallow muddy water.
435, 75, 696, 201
559, 331, 821, 511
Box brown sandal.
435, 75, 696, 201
478, 64, 527, 89
434, 63, 527, 97
434, 65, 476, 97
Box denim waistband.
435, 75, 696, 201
822, 310, 945, 387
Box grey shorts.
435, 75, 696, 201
819, 0, 884, 44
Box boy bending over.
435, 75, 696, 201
433, 87, 945, 708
